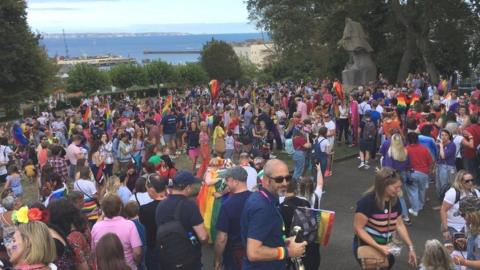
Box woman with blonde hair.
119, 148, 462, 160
6, 221, 57, 270
381, 133, 411, 223
440, 170, 480, 242
353, 167, 417, 269
420, 239, 454, 270
453, 196, 480, 268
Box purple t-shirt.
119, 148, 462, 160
437, 142, 456, 166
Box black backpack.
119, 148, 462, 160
440, 185, 479, 204
156, 199, 199, 269
362, 119, 376, 141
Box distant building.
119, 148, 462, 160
231, 40, 274, 68
56, 55, 136, 76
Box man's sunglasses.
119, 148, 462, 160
267, 174, 292, 184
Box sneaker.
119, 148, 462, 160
403, 217, 412, 226
358, 162, 365, 168
364, 164, 370, 169
408, 208, 418, 217
269, 154, 277, 159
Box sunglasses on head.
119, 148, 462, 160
267, 174, 292, 184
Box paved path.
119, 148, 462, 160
202, 157, 441, 269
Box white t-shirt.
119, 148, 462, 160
359, 102, 371, 115
225, 136, 235, 150
129, 192, 153, 206
453, 134, 463, 158
324, 121, 336, 147
443, 188, 480, 231
73, 179, 97, 199
0, 145, 13, 175
316, 136, 330, 153
242, 165, 258, 191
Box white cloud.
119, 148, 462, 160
26, 0, 254, 33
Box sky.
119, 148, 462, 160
26, 0, 258, 34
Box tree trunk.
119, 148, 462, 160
396, 30, 416, 84
416, 35, 439, 84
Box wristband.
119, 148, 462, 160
276, 247, 286, 260
408, 245, 415, 252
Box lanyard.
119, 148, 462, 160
259, 189, 286, 241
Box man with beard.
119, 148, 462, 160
240, 159, 307, 269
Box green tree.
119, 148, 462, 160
67, 63, 109, 94
238, 57, 262, 84
176, 63, 208, 86
200, 39, 242, 81
0, 0, 58, 107
145, 60, 176, 89
247, 0, 480, 83
109, 64, 148, 89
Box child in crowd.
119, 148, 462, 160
23, 159, 36, 184
224, 130, 235, 160
123, 201, 146, 270
5, 165, 23, 198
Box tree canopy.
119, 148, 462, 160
175, 63, 208, 86
67, 63, 109, 94
109, 64, 148, 89
200, 39, 242, 82
247, 0, 480, 83
145, 60, 177, 89
0, 0, 57, 107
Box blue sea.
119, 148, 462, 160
40, 33, 266, 64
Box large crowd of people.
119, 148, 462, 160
0, 74, 479, 269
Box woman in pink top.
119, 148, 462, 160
37, 136, 49, 169
91, 194, 142, 270
196, 121, 211, 178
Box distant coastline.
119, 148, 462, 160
41, 31, 262, 39
40, 32, 268, 64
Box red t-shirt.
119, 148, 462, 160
463, 124, 480, 158
406, 144, 433, 174
293, 135, 307, 150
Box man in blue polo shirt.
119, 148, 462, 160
160, 108, 178, 156
214, 166, 251, 270
241, 159, 307, 269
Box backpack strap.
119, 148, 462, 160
454, 189, 461, 204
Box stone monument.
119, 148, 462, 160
338, 18, 377, 86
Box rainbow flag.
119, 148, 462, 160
410, 94, 420, 105
82, 197, 99, 221
12, 123, 28, 146
82, 106, 91, 123
162, 95, 173, 115
105, 104, 113, 136
290, 207, 336, 246
333, 80, 344, 101
209, 79, 219, 99
317, 210, 335, 246
396, 93, 407, 112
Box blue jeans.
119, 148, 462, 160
436, 164, 456, 198
398, 171, 409, 218
292, 150, 306, 180
464, 157, 480, 185
405, 171, 429, 212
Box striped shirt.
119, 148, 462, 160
355, 193, 400, 245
